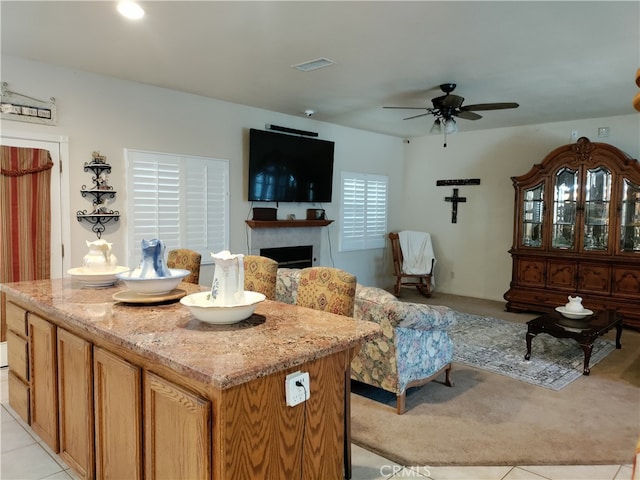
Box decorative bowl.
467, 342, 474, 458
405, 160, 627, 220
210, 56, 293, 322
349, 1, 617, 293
68, 266, 130, 288
180, 291, 266, 324
116, 268, 190, 295
555, 306, 594, 320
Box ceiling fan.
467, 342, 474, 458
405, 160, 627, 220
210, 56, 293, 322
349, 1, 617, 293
384, 83, 519, 146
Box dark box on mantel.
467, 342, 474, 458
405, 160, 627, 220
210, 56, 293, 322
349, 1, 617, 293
306, 208, 326, 220
253, 207, 277, 221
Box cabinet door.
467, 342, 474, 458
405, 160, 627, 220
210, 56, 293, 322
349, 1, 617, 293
7, 329, 29, 382
29, 313, 59, 452
578, 263, 611, 294
516, 258, 545, 287
94, 347, 143, 480
582, 166, 612, 253
144, 372, 211, 480
612, 266, 640, 298
8, 371, 30, 424
551, 168, 579, 250
57, 329, 94, 480
619, 178, 640, 253
546, 261, 577, 290
520, 183, 545, 248
6, 301, 28, 337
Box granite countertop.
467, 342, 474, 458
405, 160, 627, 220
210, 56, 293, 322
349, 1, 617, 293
1, 279, 381, 390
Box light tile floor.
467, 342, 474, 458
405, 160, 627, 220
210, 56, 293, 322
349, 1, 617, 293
0, 367, 633, 480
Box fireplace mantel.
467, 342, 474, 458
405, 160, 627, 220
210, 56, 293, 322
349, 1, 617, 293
245, 220, 333, 229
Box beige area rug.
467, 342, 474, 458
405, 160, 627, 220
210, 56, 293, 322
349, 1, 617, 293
350, 291, 640, 467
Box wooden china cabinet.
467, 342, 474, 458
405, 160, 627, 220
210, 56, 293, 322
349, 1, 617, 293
504, 137, 640, 330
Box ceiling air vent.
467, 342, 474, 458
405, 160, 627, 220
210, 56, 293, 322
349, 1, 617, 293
291, 57, 335, 72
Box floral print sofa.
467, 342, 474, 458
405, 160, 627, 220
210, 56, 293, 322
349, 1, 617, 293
276, 268, 455, 414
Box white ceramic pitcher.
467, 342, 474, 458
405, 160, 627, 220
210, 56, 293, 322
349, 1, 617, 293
210, 251, 246, 306
83, 240, 118, 272
564, 296, 584, 312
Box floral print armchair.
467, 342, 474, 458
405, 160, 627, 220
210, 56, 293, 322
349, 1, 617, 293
244, 255, 278, 300
276, 268, 455, 414
167, 249, 201, 284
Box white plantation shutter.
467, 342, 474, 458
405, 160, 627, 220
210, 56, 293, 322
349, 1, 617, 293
126, 150, 229, 267
340, 171, 388, 251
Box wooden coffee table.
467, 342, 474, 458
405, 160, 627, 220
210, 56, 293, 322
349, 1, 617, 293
525, 309, 622, 375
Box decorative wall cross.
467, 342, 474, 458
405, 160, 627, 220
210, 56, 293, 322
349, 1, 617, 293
437, 178, 481, 223
444, 188, 466, 223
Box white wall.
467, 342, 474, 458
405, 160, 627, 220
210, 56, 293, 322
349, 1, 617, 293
3, 56, 639, 298
400, 115, 640, 301
1, 56, 403, 288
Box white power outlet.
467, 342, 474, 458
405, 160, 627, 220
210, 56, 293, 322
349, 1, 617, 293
285, 371, 310, 407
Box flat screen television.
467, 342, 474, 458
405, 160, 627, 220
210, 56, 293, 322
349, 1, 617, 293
248, 128, 334, 203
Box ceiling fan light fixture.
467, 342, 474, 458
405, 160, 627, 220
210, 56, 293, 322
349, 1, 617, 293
430, 118, 442, 134
443, 117, 458, 134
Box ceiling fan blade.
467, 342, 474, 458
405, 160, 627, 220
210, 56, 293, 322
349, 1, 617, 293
455, 110, 482, 120
383, 106, 429, 110
403, 112, 432, 121
461, 102, 519, 111
442, 94, 464, 108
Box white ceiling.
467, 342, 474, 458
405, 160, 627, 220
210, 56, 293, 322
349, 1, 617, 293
2, 1, 639, 138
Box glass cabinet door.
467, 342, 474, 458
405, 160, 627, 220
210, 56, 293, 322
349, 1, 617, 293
583, 166, 612, 251
620, 178, 640, 252
521, 183, 544, 247
552, 168, 578, 249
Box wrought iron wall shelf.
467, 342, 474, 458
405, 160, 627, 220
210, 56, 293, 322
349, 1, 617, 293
76, 212, 120, 239
80, 188, 117, 204
76, 153, 120, 238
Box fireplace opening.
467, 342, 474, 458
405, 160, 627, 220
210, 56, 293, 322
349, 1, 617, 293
260, 245, 313, 269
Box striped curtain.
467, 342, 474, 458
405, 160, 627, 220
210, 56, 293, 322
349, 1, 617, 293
0, 146, 54, 283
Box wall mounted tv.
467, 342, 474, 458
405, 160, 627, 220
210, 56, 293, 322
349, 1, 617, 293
248, 128, 335, 203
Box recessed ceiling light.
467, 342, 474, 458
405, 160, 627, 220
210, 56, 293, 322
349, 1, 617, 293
117, 1, 145, 20
291, 58, 334, 72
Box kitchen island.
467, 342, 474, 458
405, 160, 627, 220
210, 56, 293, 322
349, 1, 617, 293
1, 278, 380, 480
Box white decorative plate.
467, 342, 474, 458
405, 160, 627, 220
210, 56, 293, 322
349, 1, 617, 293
180, 291, 266, 324
112, 288, 186, 304
555, 306, 594, 320
68, 266, 130, 287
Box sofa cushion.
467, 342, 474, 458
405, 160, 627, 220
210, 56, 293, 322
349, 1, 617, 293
386, 302, 455, 330
275, 268, 301, 304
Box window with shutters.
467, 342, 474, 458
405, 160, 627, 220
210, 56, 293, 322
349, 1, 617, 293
125, 149, 229, 266
340, 171, 388, 251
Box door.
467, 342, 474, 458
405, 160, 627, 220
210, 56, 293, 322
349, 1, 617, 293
1, 132, 69, 367
0, 134, 66, 277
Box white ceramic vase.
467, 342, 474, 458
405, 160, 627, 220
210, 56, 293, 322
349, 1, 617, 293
137, 238, 172, 278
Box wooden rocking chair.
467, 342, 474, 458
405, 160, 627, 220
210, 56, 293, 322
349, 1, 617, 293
389, 232, 435, 297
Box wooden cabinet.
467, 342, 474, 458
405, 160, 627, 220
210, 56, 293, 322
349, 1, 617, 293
29, 313, 59, 451
1, 283, 365, 480
57, 328, 94, 479
7, 302, 209, 480
144, 372, 211, 480
94, 347, 143, 480
6, 301, 30, 423
505, 137, 640, 329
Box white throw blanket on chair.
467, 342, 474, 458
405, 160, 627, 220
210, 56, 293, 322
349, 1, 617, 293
398, 230, 436, 287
